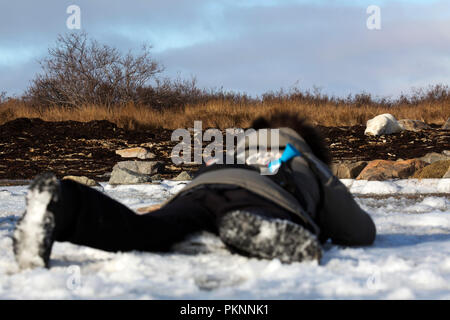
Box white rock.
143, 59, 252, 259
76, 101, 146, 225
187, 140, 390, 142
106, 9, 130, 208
364, 113, 404, 136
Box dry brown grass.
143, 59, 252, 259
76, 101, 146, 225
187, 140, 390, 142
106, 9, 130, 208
0, 98, 448, 130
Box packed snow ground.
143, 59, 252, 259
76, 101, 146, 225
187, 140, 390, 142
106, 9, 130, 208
0, 179, 449, 299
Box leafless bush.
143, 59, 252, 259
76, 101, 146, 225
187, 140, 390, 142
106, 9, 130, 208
135, 77, 204, 110
0, 91, 7, 104
133, 77, 256, 110
26, 32, 162, 108
260, 84, 449, 109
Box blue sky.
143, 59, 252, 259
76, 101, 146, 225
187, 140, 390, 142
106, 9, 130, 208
0, 0, 449, 98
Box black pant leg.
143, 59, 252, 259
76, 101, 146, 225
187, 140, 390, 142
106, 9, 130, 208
130, 195, 217, 252
52, 180, 305, 254
53, 179, 216, 252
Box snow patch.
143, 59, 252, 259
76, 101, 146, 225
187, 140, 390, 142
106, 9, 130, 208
0, 190, 12, 198
0, 179, 449, 299
343, 179, 450, 195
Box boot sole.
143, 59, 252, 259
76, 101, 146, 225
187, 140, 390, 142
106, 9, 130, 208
218, 210, 322, 263
13, 173, 58, 269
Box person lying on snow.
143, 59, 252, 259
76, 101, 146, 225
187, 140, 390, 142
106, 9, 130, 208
13, 112, 376, 269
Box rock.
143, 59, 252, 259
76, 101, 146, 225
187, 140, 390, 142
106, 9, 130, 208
62, 175, 100, 187
113, 161, 164, 175
412, 160, 450, 179
364, 114, 404, 136
356, 159, 427, 180
444, 166, 450, 178
96, 172, 111, 179
108, 161, 164, 185
442, 118, 450, 130
109, 168, 152, 185
173, 171, 193, 181
115, 147, 155, 160
419, 152, 450, 164
150, 174, 162, 181
136, 204, 163, 214
331, 161, 368, 179
398, 119, 431, 132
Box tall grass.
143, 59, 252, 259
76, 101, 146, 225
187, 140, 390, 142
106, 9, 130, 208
1, 97, 448, 130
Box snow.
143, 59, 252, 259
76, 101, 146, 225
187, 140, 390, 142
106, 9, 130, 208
255, 220, 278, 242
0, 179, 449, 299
342, 178, 450, 194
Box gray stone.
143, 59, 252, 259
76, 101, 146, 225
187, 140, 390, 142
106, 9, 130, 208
419, 152, 450, 164
113, 161, 164, 175
173, 171, 193, 181
108, 167, 152, 185
331, 161, 368, 179
108, 161, 164, 185
398, 119, 431, 132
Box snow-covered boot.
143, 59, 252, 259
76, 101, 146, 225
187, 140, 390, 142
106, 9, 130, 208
217, 209, 322, 263
13, 172, 60, 269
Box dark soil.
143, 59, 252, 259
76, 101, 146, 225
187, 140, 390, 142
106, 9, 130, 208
0, 118, 448, 181
0, 118, 173, 181
320, 124, 449, 161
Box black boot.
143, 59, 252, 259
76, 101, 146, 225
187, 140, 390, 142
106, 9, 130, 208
217, 209, 322, 263
13, 172, 60, 269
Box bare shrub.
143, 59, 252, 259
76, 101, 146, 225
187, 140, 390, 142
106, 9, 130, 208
135, 77, 204, 110
26, 32, 162, 108
0, 91, 7, 104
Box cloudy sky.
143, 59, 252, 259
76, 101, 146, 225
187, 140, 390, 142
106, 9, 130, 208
1, 0, 449, 98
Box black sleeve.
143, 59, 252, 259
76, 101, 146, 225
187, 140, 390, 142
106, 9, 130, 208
317, 178, 376, 246
304, 153, 376, 246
